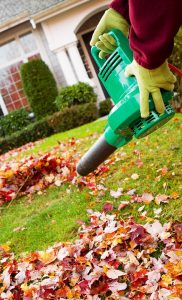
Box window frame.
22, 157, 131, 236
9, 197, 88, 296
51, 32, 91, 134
0, 29, 40, 115
0, 31, 39, 69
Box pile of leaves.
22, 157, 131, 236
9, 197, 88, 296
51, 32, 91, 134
0, 139, 110, 205
0, 141, 42, 163
0, 211, 181, 299
0, 153, 76, 204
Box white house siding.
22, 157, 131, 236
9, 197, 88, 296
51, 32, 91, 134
41, 0, 110, 99
37, 24, 66, 86
0, 0, 110, 114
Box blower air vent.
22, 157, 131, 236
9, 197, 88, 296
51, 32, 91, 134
100, 51, 122, 82
165, 104, 174, 114
132, 104, 175, 138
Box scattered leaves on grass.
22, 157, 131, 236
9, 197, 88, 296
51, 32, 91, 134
131, 173, 139, 180
110, 188, 123, 199
0, 141, 42, 162
0, 211, 181, 299
0, 138, 180, 211
102, 202, 114, 213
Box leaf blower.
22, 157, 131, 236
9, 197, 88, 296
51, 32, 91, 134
76, 29, 179, 176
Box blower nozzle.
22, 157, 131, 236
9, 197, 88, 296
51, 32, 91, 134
76, 135, 116, 176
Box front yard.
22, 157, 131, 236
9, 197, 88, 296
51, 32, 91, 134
0, 114, 181, 299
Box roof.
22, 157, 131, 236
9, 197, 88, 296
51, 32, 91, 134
0, 0, 91, 33
0, 0, 75, 32
0, 0, 65, 24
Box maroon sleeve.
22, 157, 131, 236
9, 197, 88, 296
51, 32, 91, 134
109, 0, 130, 24
109, 0, 182, 69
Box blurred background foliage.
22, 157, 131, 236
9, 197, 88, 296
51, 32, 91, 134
169, 27, 182, 111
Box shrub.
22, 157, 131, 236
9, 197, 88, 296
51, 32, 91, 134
169, 27, 182, 75
169, 28, 182, 110
0, 103, 98, 154
0, 118, 53, 154
20, 59, 58, 119
0, 123, 4, 138
0, 108, 31, 137
55, 82, 97, 110
99, 98, 113, 117
48, 103, 98, 132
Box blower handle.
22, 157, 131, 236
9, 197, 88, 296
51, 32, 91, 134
76, 134, 116, 176
91, 29, 132, 68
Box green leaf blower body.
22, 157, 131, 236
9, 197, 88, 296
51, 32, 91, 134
76, 30, 175, 176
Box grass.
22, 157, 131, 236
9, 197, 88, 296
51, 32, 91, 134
18, 118, 107, 158
0, 115, 181, 255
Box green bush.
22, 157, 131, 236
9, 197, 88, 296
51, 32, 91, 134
48, 103, 98, 132
0, 103, 98, 154
169, 27, 182, 110
20, 59, 58, 119
99, 98, 113, 117
0, 108, 31, 137
169, 27, 182, 75
55, 82, 97, 110
0, 118, 54, 154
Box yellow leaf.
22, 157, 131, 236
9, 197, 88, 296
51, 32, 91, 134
129, 240, 137, 249
146, 217, 154, 222
171, 192, 179, 199
161, 274, 172, 286
38, 250, 56, 265
0, 244, 10, 252
4, 170, 14, 178
165, 261, 182, 276
176, 250, 182, 256
103, 265, 108, 273
67, 290, 73, 299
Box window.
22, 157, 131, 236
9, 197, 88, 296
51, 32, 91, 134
0, 32, 40, 114
0, 40, 21, 65
20, 32, 37, 54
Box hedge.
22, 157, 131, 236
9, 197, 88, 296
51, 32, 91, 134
0, 119, 54, 154
0, 103, 98, 154
0, 108, 31, 137
20, 59, 58, 119
48, 103, 98, 132
99, 98, 113, 117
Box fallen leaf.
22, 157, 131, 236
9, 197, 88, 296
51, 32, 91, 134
141, 193, 154, 204
155, 194, 169, 205
118, 201, 129, 210
103, 202, 114, 212
13, 226, 26, 232
153, 207, 162, 217
138, 205, 145, 212
131, 173, 139, 180
170, 192, 180, 199
110, 188, 123, 198
106, 269, 126, 279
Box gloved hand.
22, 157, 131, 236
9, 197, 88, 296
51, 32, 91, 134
90, 8, 129, 59
125, 60, 176, 118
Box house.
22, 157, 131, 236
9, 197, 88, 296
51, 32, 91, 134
0, 0, 110, 117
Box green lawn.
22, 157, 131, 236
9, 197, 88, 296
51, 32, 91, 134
0, 115, 181, 255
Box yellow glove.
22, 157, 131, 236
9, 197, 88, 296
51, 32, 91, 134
90, 8, 129, 59
125, 60, 176, 118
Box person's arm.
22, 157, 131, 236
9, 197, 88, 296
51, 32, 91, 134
110, 0, 182, 69
110, 0, 181, 118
